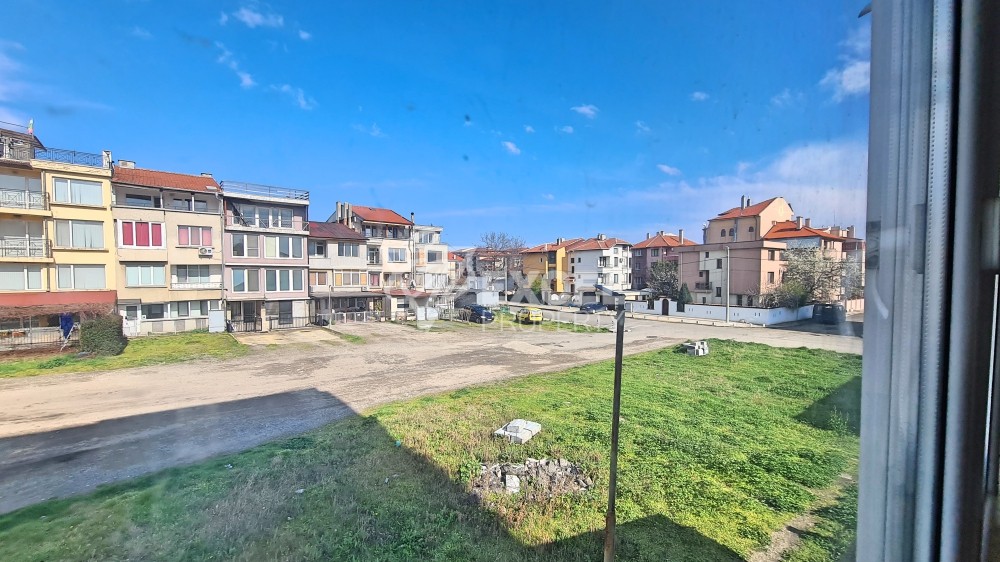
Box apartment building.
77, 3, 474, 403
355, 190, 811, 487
0, 128, 117, 328
565, 235, 633, 301
110, 163, 225, 333
521, 237, 582, 294
222, 181, 310, 331
448, 251, 465, 286
631, 229, 696, 290
413, 224, 450, 292
306, 220, 376, 316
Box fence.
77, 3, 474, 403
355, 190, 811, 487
267, 316, 312, 330
0, 326, 77, 351
329, 311, 380, 324
228, 318, 263, 332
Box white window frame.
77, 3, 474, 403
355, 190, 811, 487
56, 264, 106, 289
0, 264, 42, 290
177, 225, 212, 247
52, 177, 103, 206
231, 268, 260, 293
125, 264, 166, 287
388, 248, 407, 262
117, 220, 165, 249
338, 242, 360, 258
55, 219, 105, 249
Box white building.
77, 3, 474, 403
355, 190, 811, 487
566, 234, 632, 302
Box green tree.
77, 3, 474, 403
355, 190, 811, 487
678, 282, 693, 304
647, 261, 680, 299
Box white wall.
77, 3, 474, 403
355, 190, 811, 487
625, 298, 812, 325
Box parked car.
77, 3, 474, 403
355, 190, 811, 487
579, 302, 607, 314
815, 303, 847, 325
516, 307, 544, 324
463, 304, 494, 324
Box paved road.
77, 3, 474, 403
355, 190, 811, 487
0, 318, 860, 513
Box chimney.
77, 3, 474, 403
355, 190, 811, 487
796, 216, 804, 229
410, 212, 415, 224
646, 232, 650, 239
746, 197, 751, 207
658, 230, 664, 236
847, 225, 856, 239
598, 233, 607, 240
200, 172, 213, 178
117, 159, 135, 169
556, 237, 564, 244
678, 229, 685, 243
741, 195, 746, 209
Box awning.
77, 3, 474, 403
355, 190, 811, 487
0, 290, 118, 320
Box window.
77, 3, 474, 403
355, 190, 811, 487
56, 265, 105, 289
716, 259, 723, 269
335, 271, 363, 286
599, 257, 609, 267
701, 297, 706, 304
368, 247, 381, 264
309, 240, 326, 257
118, 221, 163, 248
178, 226, 213, 247
427, 250, 442, 262
634, 249, 642, 256
310, 271, 328, 285
597, 273, 605, 283
174, 265, 211, 285
125, 264, 166, 287
0, 172, 42, 192
194, 200, 209, 212
56, 220, 104, 249
0, 265, 42, 290
768, 249, 776, 261
715, 287, 722, 297
613, 274, 619, 283
418, 231, 437, 244
614, 257, 619, 266
53, 177, 103, 205
736, 294, 743, 306
264, 236, 303, 259
613, 247, 619, 254
338, 243, 360, 257
171, 198, 192, 211
651, 249, 660, 257
720, 229, 726, 237
705, 252, 710, 258
728, 228, 735, 237
141, 304, 165, 320
231, 234, 259, 257
124, 193, 160, 208
368, 272, 380, 286
767, 271, 775, 284
388, 248, 407, 262
264, 269, 303, 292
571, 266, 575, 273
749, 226, 755, 234
231, 268, 260, 292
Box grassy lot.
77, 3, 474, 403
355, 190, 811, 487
0, 340, 860, 561
438, 311, 608, 333
0, 332, 248, 379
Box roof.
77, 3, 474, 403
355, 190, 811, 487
308, 221, 365, 240
714, 197, 781, 220
633, 233, 697, 249
350, 205, 412, 225
523, 238, 584, 253
448, 252, 465, 261
763, 221, 847, 241
567, 237, 632, 251
0, 127, 45, 149
113, 166, 221, 193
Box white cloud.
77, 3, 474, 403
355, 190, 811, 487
524, 125, 535, 133
690, 91, 709, 102
219, 12, 229, 25
232, 6, 284, 28
570, 104, 599, 119
821, 24, 871, 102
635, 120, 651, 133
557, 125, 574, 134
736, 161, 752, 174
541, 193, 555, 200
501, 141, 521, 155
272, 84, 317, 110
215, 42, 255, 89
352, 122, 385, 137
236, 71, 255, 88
298, 30, 312, 41
770, 88, 803, 108
624, 140, 868, 235
130, 26, 152, 39
657, 164, 682, 176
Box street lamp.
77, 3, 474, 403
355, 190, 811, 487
595, 283, 625, 562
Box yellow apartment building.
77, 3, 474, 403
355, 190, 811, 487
520, 237, 582, 293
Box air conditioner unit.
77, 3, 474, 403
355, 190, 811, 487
361, 286, 369, 291
198, 247, 214, 256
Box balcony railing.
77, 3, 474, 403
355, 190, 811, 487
0, 144, 32, 162
0, 188, 47, 211
171, 282, 223, 290
225, 215, 308, 231
367, 258, 382, 265
0, 238, 51, 258
695, 282, 713, 290
221, 181, 310, 201
34, 148, 105, 168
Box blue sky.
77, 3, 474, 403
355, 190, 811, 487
1, 1, 869, 247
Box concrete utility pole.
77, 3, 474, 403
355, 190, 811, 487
724, 246, 731, 322
595, 284, 625, 562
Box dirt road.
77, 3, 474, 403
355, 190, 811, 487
0, 318, 860, 513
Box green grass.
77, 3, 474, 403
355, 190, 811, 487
331, 330, 366, 344
451, 311, 608, 333
0, 340, 860, 561
0, 332, 249, 378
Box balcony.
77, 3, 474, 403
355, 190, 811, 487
171, 282, 223, 290
695, 282, 713, 291
0, 188, 48, 211
221, 181, 309, 203
225, 215, 308, 232
0, 142, 107, 168
0, 238, 51, 259
367, 258, 382, 266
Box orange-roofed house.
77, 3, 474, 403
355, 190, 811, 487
111, 162, 225, 333
564, 234, 633, 302
631, 229, 697, 290
520, 237, 582, 294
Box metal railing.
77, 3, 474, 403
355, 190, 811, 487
221, 181, 309, 201
367, 258, 382, 265
0, 326, 76, 350
34, 148, 105, 168
695, 282, 713, 290
0, 188, 47, 210
227, 318, 262, 332
268, 316, 312, 330
0, 142, 32, 162
171, 282, 223, 290
0, 238, 51, 258
225, 215, 309, 231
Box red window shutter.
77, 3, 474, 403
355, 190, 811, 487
201, 228, 212, 246
122, 222, 134, 245
151, 223, 163, 247
178, 227, 189, 246
136, 222, 150, 247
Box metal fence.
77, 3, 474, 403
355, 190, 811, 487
0, 188, 48, 210
330, 311, 380, 324
227, 318, 262, 332
0, 326, 77, 351
0, 238, 51, 258
268, 316, 312, 330
34, 148, 105, 168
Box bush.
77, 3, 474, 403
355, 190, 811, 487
80, 314, 128, 356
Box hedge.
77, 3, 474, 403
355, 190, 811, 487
80, 314, 128, 356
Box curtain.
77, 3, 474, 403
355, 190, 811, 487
0, 265, 25, 290
177, 227, 189, 246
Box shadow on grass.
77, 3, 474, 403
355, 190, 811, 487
795, 377, 862, 436
0, 388, 740, 561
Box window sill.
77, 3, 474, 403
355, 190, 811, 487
125, 285, 169, 289
118, 246, 166, 250
53, 246, 107, 251
50, 202, 107, 209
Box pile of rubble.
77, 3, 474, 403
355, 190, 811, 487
471, 458, 593, 500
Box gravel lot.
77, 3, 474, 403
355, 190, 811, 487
0, 317, 860, 513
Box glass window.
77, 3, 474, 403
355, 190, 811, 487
141, 304, 164, 319
309, 240, 326, 257
126, 264, 165, 287
247, 235, 259, 257
279, 236, 290, 258
119, 221, 163, 248
124, 193, 160, 208
233, 269, 246, 292
53, 177, 103, 205
266, 269, 277, 291
389, 248, 407, 262
0, 265, 41, 290
56, 265, 105, 289
265, 236, 277, 258
232, 234, 245, 256
247, 269, 259, 292
55, 220, 104, 249
193, 199, 209, 212
292, 270, 303, 291
279, 269, 290, 291
428, 251, 442, 262
339, 243, 360, 257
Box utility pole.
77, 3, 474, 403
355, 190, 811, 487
599, 285, 625, 562
724, 246, 731, 322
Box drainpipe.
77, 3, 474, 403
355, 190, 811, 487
725, 246, 731, 322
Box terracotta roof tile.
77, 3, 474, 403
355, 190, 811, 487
523, 238, 584, 253
448, 252, 464, 261
113, 166, 221, 193
764, 221, 846, 241
714, 197, 780, 220
349, 205, 413, 225
308, 221, 365, 240
567, 237, 631, 251
632, 233, 697, 249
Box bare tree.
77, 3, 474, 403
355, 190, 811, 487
479, 231, 525, 288
646, 261, 680, 299
780, 247, 849, 304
